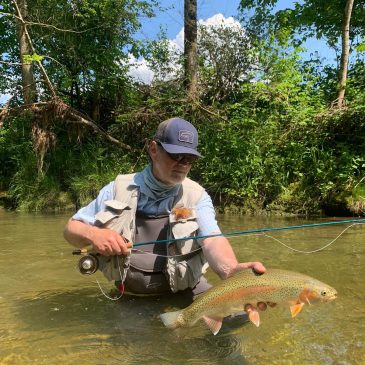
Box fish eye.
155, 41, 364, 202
321, 290, 327, 296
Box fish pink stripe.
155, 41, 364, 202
208, 285, 277, 306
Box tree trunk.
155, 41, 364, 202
15, 0, 37, 104
335, 0, 355, 108
184, 0, 198, 104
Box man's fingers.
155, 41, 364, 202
91, 228, 133, 256
114, 235, 131, 254
250, 262, 266, 274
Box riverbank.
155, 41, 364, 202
1, 187, 363, 217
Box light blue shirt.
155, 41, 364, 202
73, 174, 221, 238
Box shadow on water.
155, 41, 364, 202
11, 287, 249, 365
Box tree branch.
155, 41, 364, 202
0, 97, 14, 128
0, 98, 135, 151
0, 60, 22, 65
0, 11, 95, 33
12, 0, 57, 98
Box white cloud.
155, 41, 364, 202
127, 54, 155, 84
128, 13, 243, 84
171, 13, 243, 51
199, 13, 242, 30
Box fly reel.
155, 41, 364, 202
77, 254, 99, 275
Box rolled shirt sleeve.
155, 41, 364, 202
72, 182, 115, 225
195, 191, 221, 237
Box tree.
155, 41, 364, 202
1, 0, 154, 173
239, 0, 365, 108
336, 0, 355, 108
14, 0, 37, 104
198, 19, 256, 103
184, 0, 198, 103
1, 0, 156, 116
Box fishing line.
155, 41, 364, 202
262, 223, 363, 254
133, 218, 365, 247
131, 223, 364, 258
131, 233, 264, 258
96, 256, 126, 301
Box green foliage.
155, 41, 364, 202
1, 1, 365, 216
0, 115, 33, 191
239, 0, 365, 49
0, 112, 144, 211
22, 54, 44, 63
198, 22, 257, 103
191, 43, 365, 215
1, 0, 156, 112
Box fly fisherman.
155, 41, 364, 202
64, 117, 266, 299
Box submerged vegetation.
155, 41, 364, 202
1, 0, 364, 216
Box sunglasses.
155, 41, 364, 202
156, 141, 198, 164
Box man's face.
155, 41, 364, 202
149, 141, 196, 186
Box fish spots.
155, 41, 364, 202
208, 285, 277, 307
160, 269, 338, 335
257, 302, 267, 311
243, 301, 276, 326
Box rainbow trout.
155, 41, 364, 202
160, 269, 337, 335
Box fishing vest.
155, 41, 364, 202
94, 173, 209, 293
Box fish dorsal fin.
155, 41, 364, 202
290, 302, 304, 318
202, 316, 224, 335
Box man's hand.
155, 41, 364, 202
64, 219, 132, 256
90, 227, 132, 256
227, 261, 266, 278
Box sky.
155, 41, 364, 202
0, 0, 338, 103
136, 0, 338, 60
129, 0, 338, 83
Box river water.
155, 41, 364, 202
0, 209, 364, 365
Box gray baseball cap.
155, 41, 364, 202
154, 117, 202, 157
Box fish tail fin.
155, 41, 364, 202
160, 309, 184, 329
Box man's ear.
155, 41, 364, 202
148, 140, 158, 160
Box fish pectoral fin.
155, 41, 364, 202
247, 309, 260, 327
202, 316, 224, 335
290, 302, 304, 318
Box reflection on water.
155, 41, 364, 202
0, 210, 364, 364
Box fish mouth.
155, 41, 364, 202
326, 293, 338, 301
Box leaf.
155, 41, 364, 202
355, 44, 365, 53
22, 53, 44, 63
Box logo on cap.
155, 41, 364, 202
178, 130, 194, 144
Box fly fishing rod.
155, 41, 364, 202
72, 217, 365, 252
133, 217, 365, 247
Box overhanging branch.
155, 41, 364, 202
0, 97, 135, 151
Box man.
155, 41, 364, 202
64, 117, 265, 298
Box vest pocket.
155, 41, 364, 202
124, 267, 171, 294
175, 254, 204, 289
98, 255, 130, 281
95, 200, 130, 225
171, 220, 198, 239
